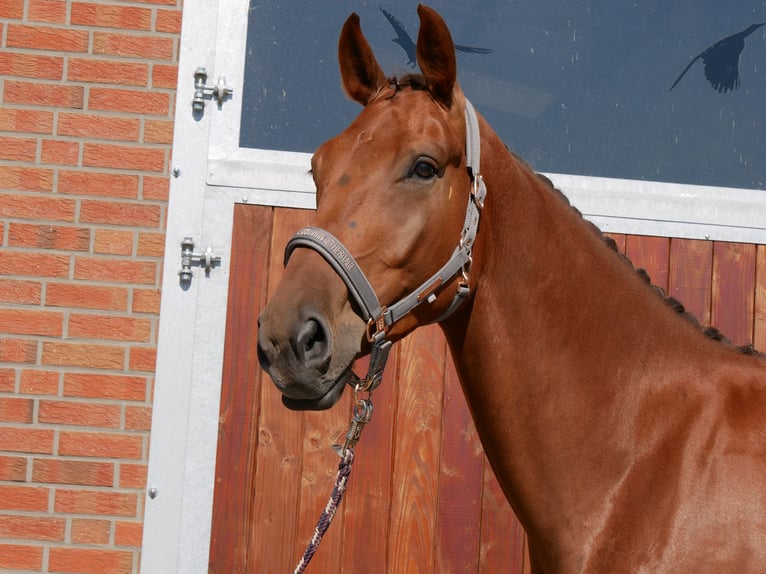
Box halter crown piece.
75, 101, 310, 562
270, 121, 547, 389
284, 99, 487, 398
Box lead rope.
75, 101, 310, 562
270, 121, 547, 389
293, 382, 375, 574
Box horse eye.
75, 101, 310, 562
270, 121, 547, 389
411, 160, 437, 180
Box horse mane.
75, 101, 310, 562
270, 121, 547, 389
382, 74, 761, 357
532, 169, 763, 358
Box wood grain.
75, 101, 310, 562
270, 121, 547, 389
209, 204, 273, 573
388, 324, 446, 573
668, 238, 713, 326
434, 355, 485, 573
626, 235, 670, 291
754, 245, 766, 352
712, 242, 756, 346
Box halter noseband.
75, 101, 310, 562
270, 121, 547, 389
283, 99, 487, 393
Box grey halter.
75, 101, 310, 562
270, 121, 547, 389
284, 99, 487, 392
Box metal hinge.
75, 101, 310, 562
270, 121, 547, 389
192, 67, 233, 114
178, 237, 221, 285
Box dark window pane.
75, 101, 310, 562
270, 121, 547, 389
241, 1, 766, 189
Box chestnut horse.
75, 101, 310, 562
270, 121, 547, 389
257, 5, 766, 571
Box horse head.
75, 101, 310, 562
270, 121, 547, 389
257, 5, 481, 410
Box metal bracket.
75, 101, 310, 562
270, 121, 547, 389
178, 237, 221, 284
192, 67, 233, 113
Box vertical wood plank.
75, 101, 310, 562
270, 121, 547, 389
434, 354, 485, 573
625, 235, 670, 291
754, 245, 766, 353
341, 353, 399, 572
604, 233, 627, 255
711, 242, 756, 346
479, 458, 521, 572
668, 238, 713, 325
388, 324, 446, 573
209, 204, 274, 573
249, 207, 312, 573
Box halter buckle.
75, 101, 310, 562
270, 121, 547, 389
365, 307, 388, 343
472, 174, 486, 209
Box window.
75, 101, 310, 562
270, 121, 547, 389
240, 1, 766, 190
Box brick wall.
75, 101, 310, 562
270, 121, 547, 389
0, 1, 181, 572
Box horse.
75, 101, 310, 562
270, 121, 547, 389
257, 5, 766, 571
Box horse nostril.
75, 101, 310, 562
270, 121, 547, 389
296, 317, 331, 370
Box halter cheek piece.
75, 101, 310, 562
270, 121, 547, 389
283, 99, 487, 394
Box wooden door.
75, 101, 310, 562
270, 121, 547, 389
209, 204, 766, 573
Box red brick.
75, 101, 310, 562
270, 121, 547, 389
0, 166, 54, 192
71, 518, 111, 544
151, 63, 178, 89
0, 515, 65, 541
39, 400, 122, 428
41, 139, 80, 165
0, 427, 54, 454
71, 2, 152, 31
83, 143, 166, 172
56, 488, 138, 517
49, 547, 133, 574
0, 456, 27, 482
0, 108, 54, 134
129, 346, 156, 372
0, 52, 64, 79
125, 406, 151, 431
132, 288, 160, 314
69, 313, 152, 342
6, 24, 89, 52
118, 463, 146, 489
0, 308, 63, 337
64, 373, 147, 401
0, 193, 76, 222
42, 342, 125, 370
0, 0, 24, 18
89, 87, 170, 115
19, 369, 60, 395
143, 119, 174, 144
28, 0, 68, 23
46, 282, 129, 311
0, 339, 38, 364
0, 368, 14, 392
0, 485, 49, 512
58, 170, 140, 199
81, 199, 161, 227
115, 520, 143, 547
33, 458, 114, 486
142, 175, 170, 201
155, 8, 182, 33
0, 397, 34, 423
4, 80, 84, 109
8, 223, 90, 251
93, 31, 174, 59
0, 135, 37, 161
95, 229, 134, 255
59, 431, 142, 459
58, 113, 140, 142
0, 251, 71, 278
0, 543, 43, 570
0, 279, 42, 305
74, 257, 157, 284
68, 58, 149, 86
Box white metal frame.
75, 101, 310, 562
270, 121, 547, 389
142, 0, 766, 572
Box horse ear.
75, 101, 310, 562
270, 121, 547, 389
416, 5, 457, 107
338, 13, 388, 106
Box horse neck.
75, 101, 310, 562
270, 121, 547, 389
441, 123, 726, 557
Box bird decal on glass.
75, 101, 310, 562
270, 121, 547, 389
670, 23, 765, 93
379, 7, 492, 68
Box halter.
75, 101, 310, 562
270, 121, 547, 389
284, 99, 487, 397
